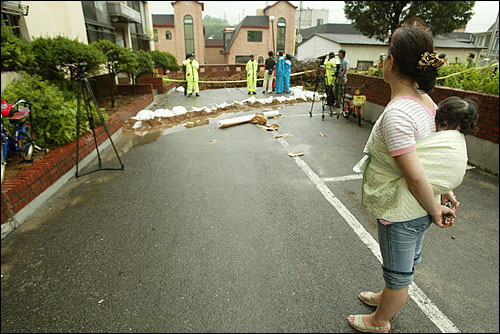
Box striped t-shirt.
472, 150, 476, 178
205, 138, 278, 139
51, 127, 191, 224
375, 96, 437, 157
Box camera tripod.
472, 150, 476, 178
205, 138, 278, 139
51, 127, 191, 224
66, 63, 124, 178
308, 64, 336, 120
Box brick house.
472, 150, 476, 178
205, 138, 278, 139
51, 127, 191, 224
223, 1, 297, 64
153, 1, 206, 66
205, 38, 224, 64
153, 1, 297, 65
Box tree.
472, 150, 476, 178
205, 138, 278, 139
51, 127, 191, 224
119, 49, 153, 95
91, 39, 124, 107
1, 22, 33, 71
150, 50, 179, 73
28, 35, 106, 89
203, 15, 229, 39
344, 1, 475, 42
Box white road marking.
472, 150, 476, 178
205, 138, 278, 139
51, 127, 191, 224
321, 174, 363, 182
277, 137, 461, 333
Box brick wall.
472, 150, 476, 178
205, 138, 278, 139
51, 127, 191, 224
1, 93, 154, 225
117, 83, 153, 95
347, 73, 499, 144
137, 77, 165, 94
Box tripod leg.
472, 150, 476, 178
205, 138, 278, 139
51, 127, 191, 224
75, 80, 82, 177
309, 70, 321, 117
82, 84, 103, 169
84, 78, 124, 170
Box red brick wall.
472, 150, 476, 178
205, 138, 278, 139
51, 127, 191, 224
138, 77, 165, 94
117, 84, 153, 95
1, 93, 154, 224
347, 73, 499, 144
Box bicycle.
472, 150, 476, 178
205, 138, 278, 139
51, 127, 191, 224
341, 85, 368, 126
1, 98, 47, 183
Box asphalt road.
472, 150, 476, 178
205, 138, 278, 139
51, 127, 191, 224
1, 88, 499, 333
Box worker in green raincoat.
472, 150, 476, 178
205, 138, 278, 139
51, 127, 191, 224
184, 53, 199, 97
246, 54, 258, 95
324, 52, 337, 107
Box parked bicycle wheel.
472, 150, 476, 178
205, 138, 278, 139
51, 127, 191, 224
342, 101, 351, 119
18, 122, 34, 161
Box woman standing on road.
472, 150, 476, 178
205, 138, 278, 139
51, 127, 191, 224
348, 20, 459, 333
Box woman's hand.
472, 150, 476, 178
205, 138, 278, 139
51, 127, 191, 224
441, 191, 460, 210
432, 204, 457, 228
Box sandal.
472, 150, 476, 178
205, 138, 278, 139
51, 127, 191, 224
348, 314, 390, 333
359, 291, 379, 307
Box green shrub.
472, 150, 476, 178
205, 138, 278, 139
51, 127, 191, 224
2, 74, 107, 148
437, 63, 499, 95
1, 22, 33, 71
28, 35, 106, 87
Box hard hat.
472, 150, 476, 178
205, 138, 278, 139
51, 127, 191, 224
329, 52, 335, 57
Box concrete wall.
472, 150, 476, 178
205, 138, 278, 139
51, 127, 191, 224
1, 71, 25, 94
20, 1, 88, 43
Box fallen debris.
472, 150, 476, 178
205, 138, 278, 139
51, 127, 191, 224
209, 139, 218, 144
288, 151, 304, 157
257, 123, 279, 131
217, 110, 280, 128
320, 133, 328, 137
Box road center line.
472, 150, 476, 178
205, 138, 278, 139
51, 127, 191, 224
276, 137, 460, 333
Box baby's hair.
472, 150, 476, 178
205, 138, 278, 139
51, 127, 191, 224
436, 96, 479, 134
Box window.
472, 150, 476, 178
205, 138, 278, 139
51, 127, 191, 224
277, 18, 286, 54
184, 15, 194, 56
258, 56, 264, 64
247, 31, 262, 42
317, 19, 323, 26
86, 22, 115, 43
82, 1, 115, 43
165, 30, 172, 40
235, 55, 251, 64
356, 61, 373, 71
153, 29, 158, 42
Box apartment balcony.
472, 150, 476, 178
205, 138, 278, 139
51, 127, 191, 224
107, 2, 140, 24
1, 1, 29, 16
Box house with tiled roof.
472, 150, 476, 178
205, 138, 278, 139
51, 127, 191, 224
153, 1, 298, 65
296, 23, 484, 70
153, 1, 206, 65
221, 1, 297, 64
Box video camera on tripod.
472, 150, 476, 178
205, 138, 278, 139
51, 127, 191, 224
62, 61, 124, 177
64, 62, 88, 81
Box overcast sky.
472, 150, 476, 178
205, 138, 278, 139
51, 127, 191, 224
148, 1, 499, 33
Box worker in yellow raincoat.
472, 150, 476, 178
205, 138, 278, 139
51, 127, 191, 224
183, 53, 199, 97
246, 54, 258, 95
324, 52, 337, 107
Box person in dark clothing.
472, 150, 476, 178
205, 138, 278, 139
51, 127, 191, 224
263, 51, 276, 93
182, 53, 189, 96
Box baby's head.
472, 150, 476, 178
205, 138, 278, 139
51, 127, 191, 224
435, 96, 479, 134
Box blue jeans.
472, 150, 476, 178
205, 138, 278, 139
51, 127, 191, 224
377, 215, 432, 289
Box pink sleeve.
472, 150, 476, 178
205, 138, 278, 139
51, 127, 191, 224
381, 109, 417, 157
